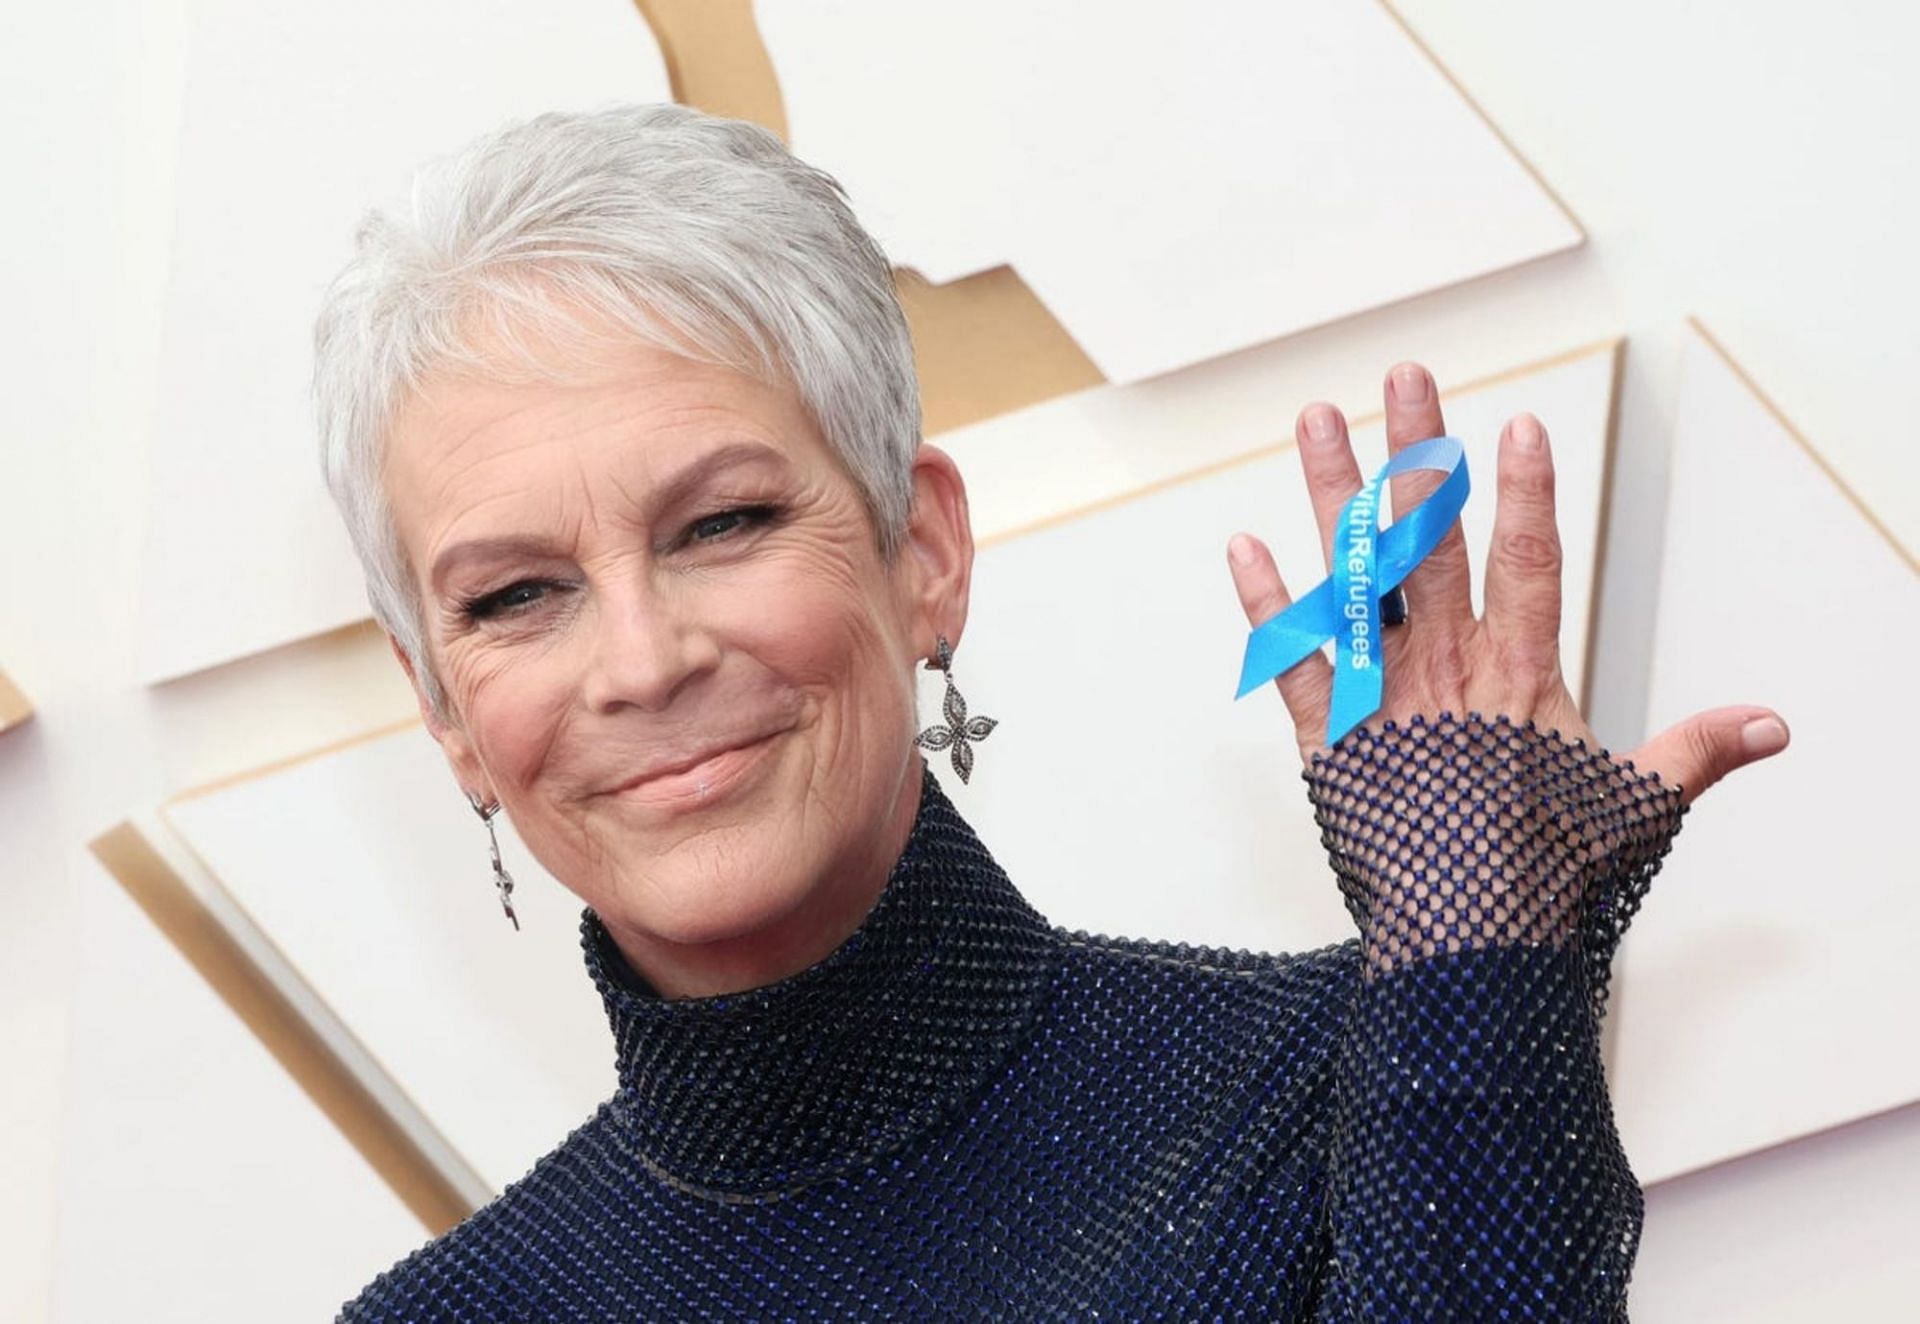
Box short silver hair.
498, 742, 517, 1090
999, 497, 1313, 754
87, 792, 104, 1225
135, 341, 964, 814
311, 102, 921, 720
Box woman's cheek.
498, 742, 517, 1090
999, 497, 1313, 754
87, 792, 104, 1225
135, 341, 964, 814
458, 642, 567, 785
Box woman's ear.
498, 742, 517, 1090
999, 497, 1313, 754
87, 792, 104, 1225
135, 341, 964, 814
898, 442, 975, 657
386, 631, 491, 802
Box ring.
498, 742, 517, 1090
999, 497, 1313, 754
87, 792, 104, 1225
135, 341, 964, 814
1379, 586, 1409, 627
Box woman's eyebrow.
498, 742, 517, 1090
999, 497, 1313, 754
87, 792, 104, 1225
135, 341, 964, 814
428, 439, 789, 591
429, 534, 566, 594
647, 438, 788, 517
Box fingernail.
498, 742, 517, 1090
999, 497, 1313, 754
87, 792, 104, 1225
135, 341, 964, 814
1306, 405, 1340, 445
1512, 414, 1543, 450
1391, 363, 1430, 405
1740, 715, 1788, 756
1229, 533, 1258, 568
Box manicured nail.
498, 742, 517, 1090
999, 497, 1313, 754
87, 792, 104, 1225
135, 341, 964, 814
1740, 715, 1789, 756
1306, 405, 1340, 445
1391, 363, 1430, 405
1229, 533, 1258, 568
1512, 414, 1543, 450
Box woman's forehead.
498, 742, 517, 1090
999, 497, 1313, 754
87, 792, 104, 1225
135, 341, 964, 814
387, 343, 822, 506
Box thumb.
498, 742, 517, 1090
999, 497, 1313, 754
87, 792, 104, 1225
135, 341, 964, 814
1627, 705, 1790, 806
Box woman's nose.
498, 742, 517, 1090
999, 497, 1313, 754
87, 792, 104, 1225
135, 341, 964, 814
579, 572, 720, 714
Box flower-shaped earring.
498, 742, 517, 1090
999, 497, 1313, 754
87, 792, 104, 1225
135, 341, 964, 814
914, 634, 998, 784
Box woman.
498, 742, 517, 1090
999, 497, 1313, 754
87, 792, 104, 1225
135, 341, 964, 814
314, 103, 1786, 1320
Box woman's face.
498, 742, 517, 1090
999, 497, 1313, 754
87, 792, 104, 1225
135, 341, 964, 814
382, 332, 971, 996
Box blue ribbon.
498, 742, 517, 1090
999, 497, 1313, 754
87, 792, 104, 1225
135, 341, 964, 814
1235, 435, 1469, 745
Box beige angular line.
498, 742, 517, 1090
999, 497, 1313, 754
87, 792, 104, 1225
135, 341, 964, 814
1686, 316, 1916, 574
88, 819, 478, 1233
980, 336, 1624, 549
1379, 0, 1587, 243
1639, 1094, 1920, 1194
168, 711, 422, 806
1579, 339, 1628, 720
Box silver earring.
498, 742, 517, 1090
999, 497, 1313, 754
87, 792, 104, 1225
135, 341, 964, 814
914, 634, 997, 784
465, 790, 521, 931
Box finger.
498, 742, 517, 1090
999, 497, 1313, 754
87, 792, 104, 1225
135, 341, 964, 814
1296, 402, 1365, 569
1228, 532, 1333, 750
1629, 706, 1790, 806
1482, 414, 1563, 678
1384, 362, 1474, 628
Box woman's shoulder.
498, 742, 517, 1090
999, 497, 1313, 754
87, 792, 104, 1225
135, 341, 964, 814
334, 1097, 629, 1323
1049, 923, 1360, 987
1037, 923, 1361, 1047
1014, 926, 1361, 1144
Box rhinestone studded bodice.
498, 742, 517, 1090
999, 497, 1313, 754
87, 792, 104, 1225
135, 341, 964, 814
339, 713, 1684, 1321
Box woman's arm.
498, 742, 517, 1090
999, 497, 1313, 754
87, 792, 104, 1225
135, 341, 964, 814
1303, 710, 1685, 1320
1222, 360, 1788, 1318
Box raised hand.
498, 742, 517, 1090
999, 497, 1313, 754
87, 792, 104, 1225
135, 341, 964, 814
1225, 361, 1788, 805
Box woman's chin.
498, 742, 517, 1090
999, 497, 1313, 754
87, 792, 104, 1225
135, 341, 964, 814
614, 869, 818, 953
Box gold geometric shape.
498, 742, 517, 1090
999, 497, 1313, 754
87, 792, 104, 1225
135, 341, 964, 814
894, 265, 1106, 435
88, 811, 478, 1234
629, 0, 788, 136
749, 0, 1583, 384
0, 669, 31, 733
634, 0, 1108, 436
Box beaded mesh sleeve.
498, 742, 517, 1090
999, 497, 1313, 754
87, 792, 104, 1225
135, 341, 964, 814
1302, 710, 1688, 1321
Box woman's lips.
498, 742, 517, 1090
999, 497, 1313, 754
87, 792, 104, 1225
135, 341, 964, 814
610, 732, 782, 808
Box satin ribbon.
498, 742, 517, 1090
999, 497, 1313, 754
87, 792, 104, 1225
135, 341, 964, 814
1234, 435, 1469, 745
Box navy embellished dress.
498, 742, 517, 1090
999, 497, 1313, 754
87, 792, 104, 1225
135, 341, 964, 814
338, 712, 1686, 1321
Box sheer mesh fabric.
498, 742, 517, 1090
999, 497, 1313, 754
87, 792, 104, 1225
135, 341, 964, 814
1306, 710, 1687, 1009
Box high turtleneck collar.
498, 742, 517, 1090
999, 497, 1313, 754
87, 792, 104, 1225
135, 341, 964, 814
576, 762, 1059, 1200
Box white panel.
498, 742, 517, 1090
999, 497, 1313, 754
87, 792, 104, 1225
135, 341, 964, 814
163, 729, 607, 1198
51, 859, 422, 1323
137, 0, 671, 683
1391, 0, 1920, 600
0, 717, 65, 1324
757, 0, 1580, 383
1612, 326, 1920, 1185
938, 344, 1618, 953
156, 345, 1616, 1199
1627, 1102, 1920, 1322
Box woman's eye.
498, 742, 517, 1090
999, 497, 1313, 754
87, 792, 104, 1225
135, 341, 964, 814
460, 580, 558, 622
687, 504, 777, 545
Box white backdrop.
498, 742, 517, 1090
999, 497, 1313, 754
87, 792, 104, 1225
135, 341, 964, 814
5, 1, 1917, 1320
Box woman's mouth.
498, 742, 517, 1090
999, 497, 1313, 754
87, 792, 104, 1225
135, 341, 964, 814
608, 731, 784, 810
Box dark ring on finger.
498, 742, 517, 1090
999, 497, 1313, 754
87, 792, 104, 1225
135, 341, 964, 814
1380, 586, 1409, 627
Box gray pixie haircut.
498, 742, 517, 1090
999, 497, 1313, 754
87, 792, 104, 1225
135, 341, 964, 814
311, 102, 921, 720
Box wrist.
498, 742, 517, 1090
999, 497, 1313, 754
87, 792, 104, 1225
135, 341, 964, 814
1303, 710, 1687, 1012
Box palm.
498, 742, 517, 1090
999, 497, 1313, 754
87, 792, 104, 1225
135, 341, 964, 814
1225, 362, 1787, 805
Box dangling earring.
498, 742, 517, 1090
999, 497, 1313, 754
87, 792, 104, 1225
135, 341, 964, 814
914, 634, 998, 784
465, 790, 521, 931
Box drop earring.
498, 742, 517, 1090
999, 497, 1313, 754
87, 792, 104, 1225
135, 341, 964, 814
465, 790, 521, 931
914, 634, 998, 784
